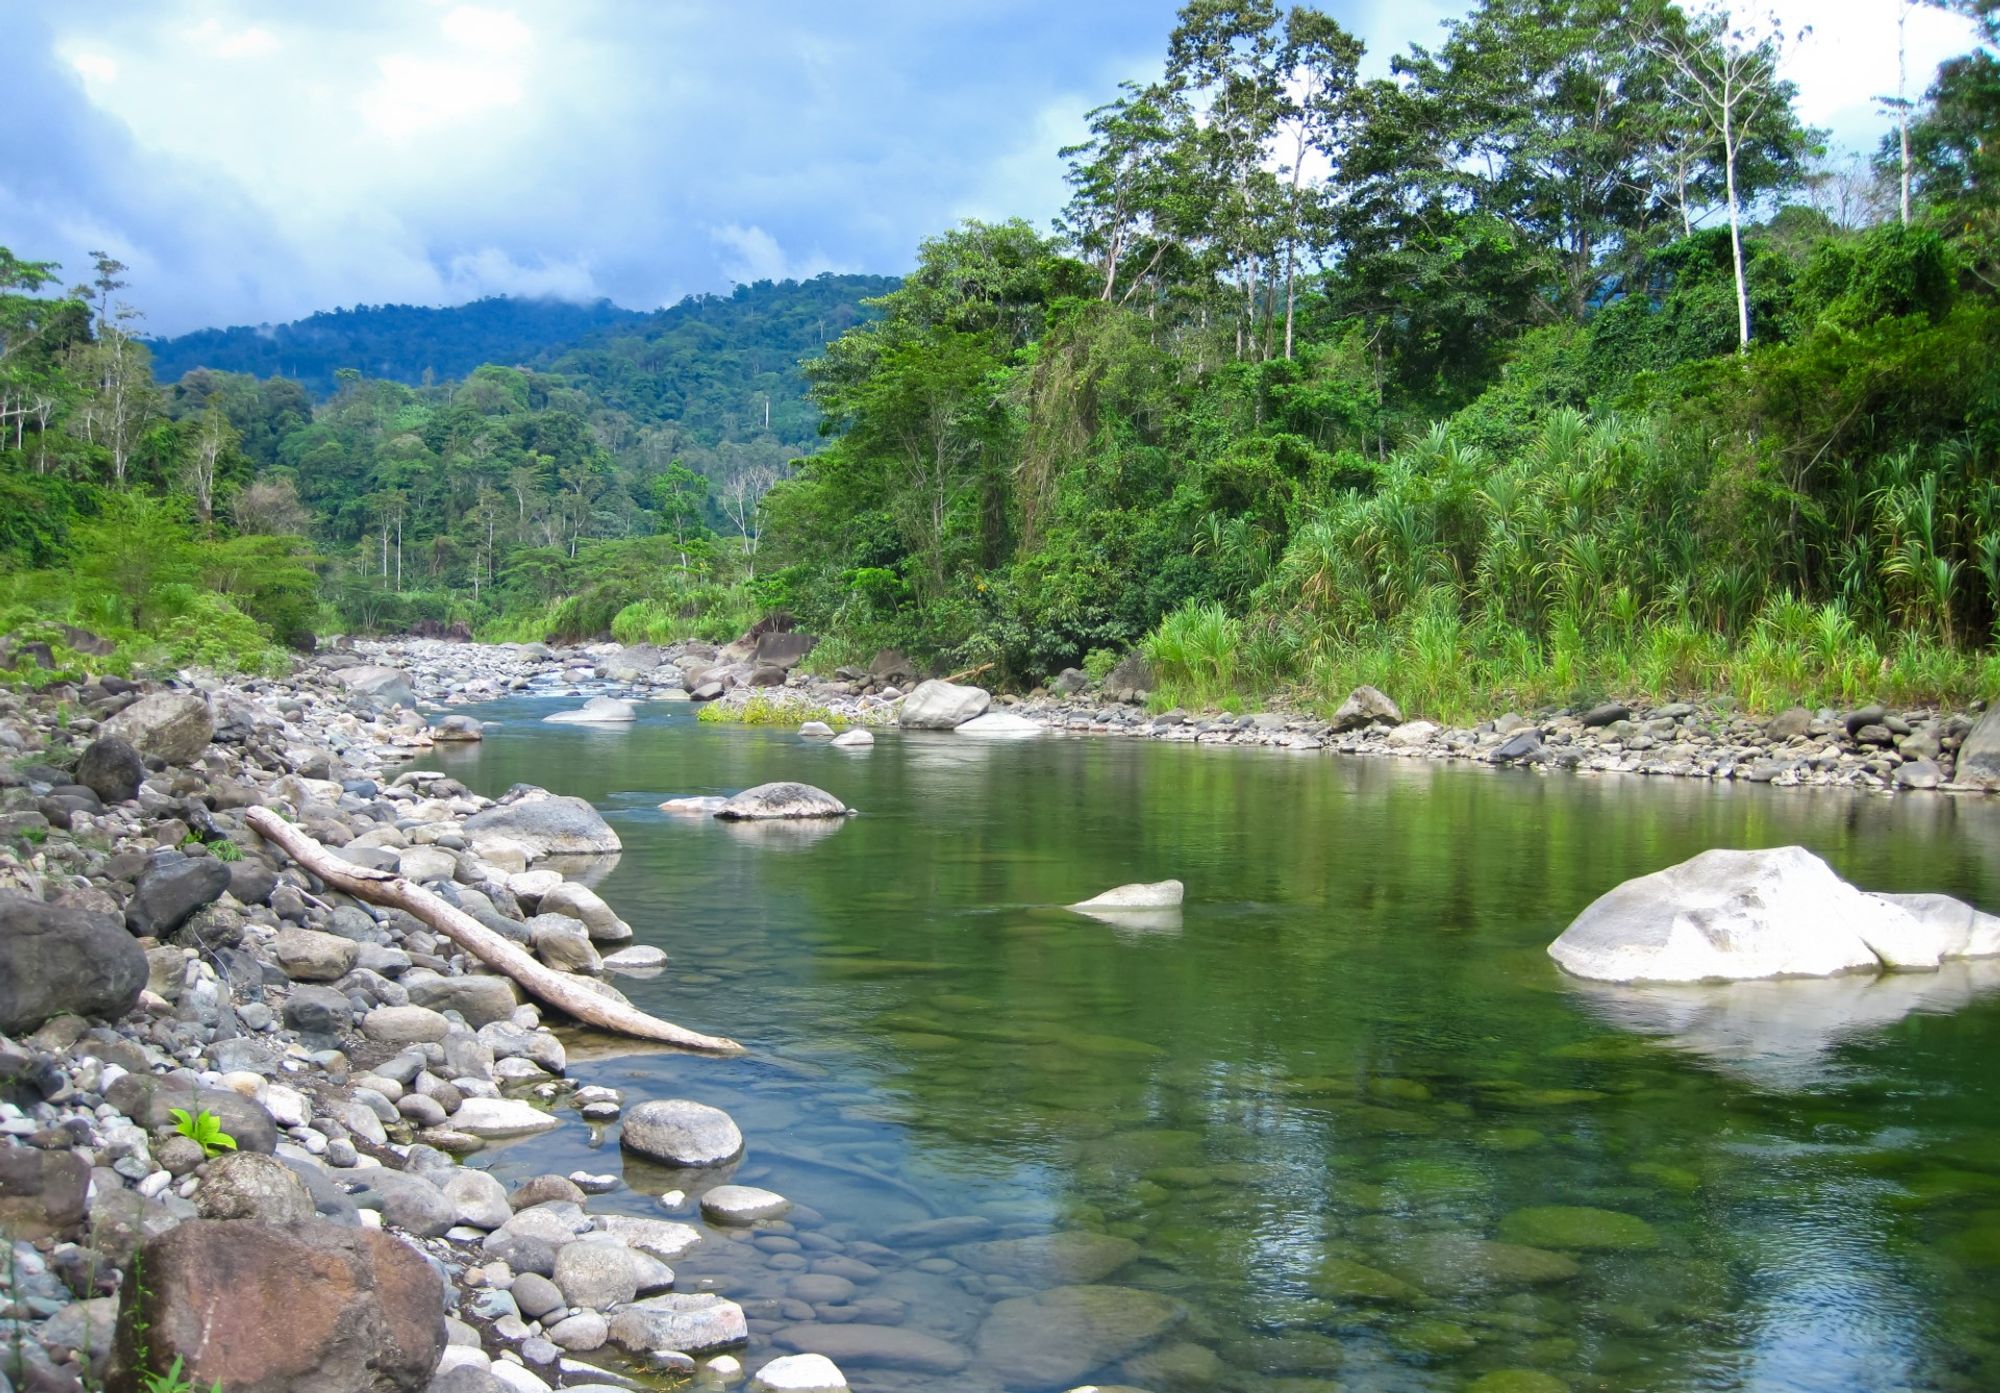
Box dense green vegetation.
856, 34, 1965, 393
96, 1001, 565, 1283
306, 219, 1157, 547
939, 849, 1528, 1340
758, 0, 2000, 716
3, 0, 1995, 719
0, 268, 889, 669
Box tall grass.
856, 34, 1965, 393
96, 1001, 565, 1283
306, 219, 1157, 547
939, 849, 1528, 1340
1136, 410, 1999, 719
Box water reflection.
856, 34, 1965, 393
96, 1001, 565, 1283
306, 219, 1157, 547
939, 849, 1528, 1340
1565, 959, 2000, 1089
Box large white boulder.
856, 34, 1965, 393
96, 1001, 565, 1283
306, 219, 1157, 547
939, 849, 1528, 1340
1072, 881, 1184, 911
1548, 846, 1998, 983
898, 680, 991, 729
544, 696, 637, 724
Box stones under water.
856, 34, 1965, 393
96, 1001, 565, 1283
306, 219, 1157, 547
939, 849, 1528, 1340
428, 694, 2000, 1393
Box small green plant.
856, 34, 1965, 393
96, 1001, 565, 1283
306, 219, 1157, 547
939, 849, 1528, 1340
138, 1355, 223, 1393
696, 693, 848, 728
208, 840, 243, 863
168, 1107, 236, 1158
1082, 648, 1120, 684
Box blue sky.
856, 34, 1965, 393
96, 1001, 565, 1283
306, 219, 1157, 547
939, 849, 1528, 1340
0, 0, 1981, 334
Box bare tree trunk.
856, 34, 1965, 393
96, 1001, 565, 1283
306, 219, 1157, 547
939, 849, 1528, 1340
244, 808, 741, 1052
1724, 104, 1750, 350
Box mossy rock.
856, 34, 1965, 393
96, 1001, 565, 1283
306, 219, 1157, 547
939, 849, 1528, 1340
1392, 1317, 1481, 1357
1943, 1212, 2000, 1268
1468, 1372, 1569, 1393
1394, 1235, 1582, 1293
1311, 1256, 1423, 1304
1497, 1205, 1658, 1252
1627, 1161, 1702, 1194
1368, 1076, 1434, 1103
1479, 1127, 1548, 1152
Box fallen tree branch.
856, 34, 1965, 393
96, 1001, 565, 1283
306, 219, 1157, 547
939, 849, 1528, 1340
244, 806, 740, 1054
941, 661, 995, 685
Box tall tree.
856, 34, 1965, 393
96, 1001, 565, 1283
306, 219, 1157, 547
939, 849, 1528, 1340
1645, 9, 1811, 349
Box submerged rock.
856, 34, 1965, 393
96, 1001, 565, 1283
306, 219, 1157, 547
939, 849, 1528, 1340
1496, 1205, 1659, 1251
899, 679, 991, 730
953, 1231, 1140, 1284
1547, 846, 2000, 983
774, 1324, 967, 1375
714, 782, 851, 821
700, 1184, 791, 1224
830, 728, 875, 749
1072, 881, 1184, 911
973, 1285, 1183, 1388
659, 795, 729, 815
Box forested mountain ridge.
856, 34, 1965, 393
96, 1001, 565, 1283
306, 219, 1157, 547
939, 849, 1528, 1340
144, 296, 648, 397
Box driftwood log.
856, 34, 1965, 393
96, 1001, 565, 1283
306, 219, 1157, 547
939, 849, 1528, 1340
244, 806, 740, 1053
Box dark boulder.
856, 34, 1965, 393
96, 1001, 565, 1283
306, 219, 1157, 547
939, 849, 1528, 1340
75, 737, 145, 804
127, 855, 232, 937
0, 893, 148, 1036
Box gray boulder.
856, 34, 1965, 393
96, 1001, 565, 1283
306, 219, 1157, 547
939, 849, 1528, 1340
1960, 704, 2000, 789
898, 680, 991, 729
598, 646, 662, 681
464, 790, 621, 858
194, 1152, 316, 1224
0, 893, 148, 1035
433, 715, 485, 743
406, 974, 520, 1027
1547, 846, 1987, 983
607, 1294, 747, 1356
714, 783, 851, 821
754, 632, 817, 669
101, 692, 215, 765
75, 736, 145, 803
333, 665, 416, 709
620, 1099, 743, 1167
1330, 685, 1401, 731
128, 856, 233, 937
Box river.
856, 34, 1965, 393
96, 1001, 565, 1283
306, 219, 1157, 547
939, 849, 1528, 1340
419, 695, 2000, 1393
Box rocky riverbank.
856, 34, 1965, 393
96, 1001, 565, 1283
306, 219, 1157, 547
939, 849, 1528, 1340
0, 645, 870, 1393
467, 632, 1998, 797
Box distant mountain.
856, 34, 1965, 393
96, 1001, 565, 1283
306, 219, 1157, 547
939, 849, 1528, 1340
146, 296, 650, 396
546, 274, 899, 445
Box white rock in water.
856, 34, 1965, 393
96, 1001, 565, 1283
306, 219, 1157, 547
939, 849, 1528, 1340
700, 1184, 791, 1224
898, 679, 991, 729
955, 712, 1042, 738
451, 1097, 560, 1138
659, 795, 729, 815
1072, 880, 1185, 910
545, 696, 637, 725
1547, 846, 2000, 983
602, 945, 668, 973
798, 721, 835, 738
752, 1353, 848, 1393
714, 783, 850, 821
830, 729, 874, 749
620, 1099, 743, 1167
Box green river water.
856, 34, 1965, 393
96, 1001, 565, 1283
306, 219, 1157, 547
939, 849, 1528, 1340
421, 696, 2000, 1393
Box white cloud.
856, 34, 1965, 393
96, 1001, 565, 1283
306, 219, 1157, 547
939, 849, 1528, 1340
709, 224, 849, 286
442, 247, 599, 301
65, 51, 117, 84
440, 5, 531, 53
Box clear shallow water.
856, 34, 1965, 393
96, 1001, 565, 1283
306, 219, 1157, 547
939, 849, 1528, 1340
421, 696, 2000, 1393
